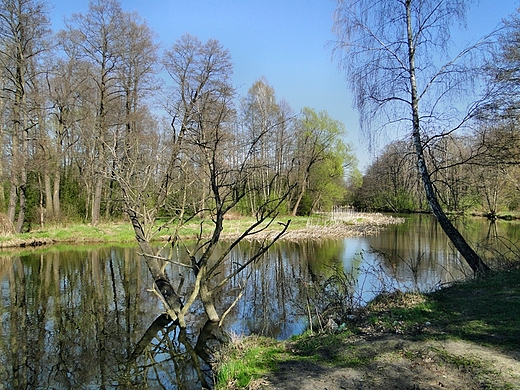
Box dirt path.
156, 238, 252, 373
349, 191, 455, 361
264, 335, 520, 389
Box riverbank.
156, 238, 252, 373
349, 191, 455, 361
0, 212, 404, 248
215, 267, 520, 389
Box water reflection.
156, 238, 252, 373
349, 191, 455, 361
363, 214, 469, 295
128, 316, 223, 389
0, 246, 222, 389
1, 215, 518, 388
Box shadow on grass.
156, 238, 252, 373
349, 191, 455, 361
431, 268, 520, 355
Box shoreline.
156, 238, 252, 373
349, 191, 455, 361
0, 213, 404, 249
216, 268, 520, 389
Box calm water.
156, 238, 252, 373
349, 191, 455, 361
1, 214, 518, 389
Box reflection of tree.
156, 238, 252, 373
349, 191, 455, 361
226, 240, 347, 338
126, 315, 223, 389
9, 257, 28, 388
476, 220, 520, 266
0, 246, 231, 389
366, 215, 470, 290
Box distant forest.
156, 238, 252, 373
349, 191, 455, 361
0, 0, 358, 233
2, 0, 520, 235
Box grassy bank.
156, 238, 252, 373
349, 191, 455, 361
0, 221, 137, 247
215, 268, 520, 389
0, 213, 403, 248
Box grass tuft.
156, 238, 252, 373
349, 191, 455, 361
215, 334, 286, 390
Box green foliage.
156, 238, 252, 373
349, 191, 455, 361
309, 154, 348, 212
295, 193, 313, 216
234, 196, 253, 215
259, 193, 289, 215
358, 188, 418, 213
293, 107, 356, 214
25, 172, 41, 226
60, 176, 87, 221
394, 189, 417, 212
232, 193, 289, 216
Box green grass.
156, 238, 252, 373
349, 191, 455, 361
350, 269, 520, 352
0, 222, 137, 244
0, 215, 319, 247
215, 267, 520, 389
215, 335, 286, 389
430, 269, 520, 350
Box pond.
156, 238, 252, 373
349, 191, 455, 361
1, 214, 518, 389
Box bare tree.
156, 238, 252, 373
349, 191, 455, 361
46, 54, 89, 220
60, 0, 127, 225
0, 0, 51, 232
332, 0, 491, 273
113, 34, 291, 327
478, 9, 520, 166
359, 141, 421, 212
239, 77, 294, 213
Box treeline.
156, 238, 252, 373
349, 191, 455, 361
353, 128, 520, 216
0, 0, 356, 233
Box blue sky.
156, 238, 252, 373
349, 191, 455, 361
48, 0, 518, 170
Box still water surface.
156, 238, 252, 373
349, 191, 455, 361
1, 214, 517, 388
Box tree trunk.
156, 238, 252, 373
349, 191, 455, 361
15, 185, 26, 233
200, 283, 219, 323
38, 174, 45, 227
53, 172, 60, 218
91, 176, 103, 225
0, 159, 4, 213
416, 149, 490, 273
15, 129, 27, 233
291, 181, 306, 216
7, 181, 17, 226
405, 1, 489, 275
44, 172, 53, 217
126, 208, 185, 324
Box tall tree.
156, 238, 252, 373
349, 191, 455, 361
0, 0, 51, 232
61, 0, 126, 225
479, 9, 520, 164
46, 53, 88, 221
290, 107, 353, 216
333, 0, 490, 273
485, 9, 520, 119
115, 12, 158, 168
239, 77, 294, 213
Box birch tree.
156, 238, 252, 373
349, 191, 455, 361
332, 0, 490, 273
240, 77, 294, 213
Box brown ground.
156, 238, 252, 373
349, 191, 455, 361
262, 335, 520, 390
